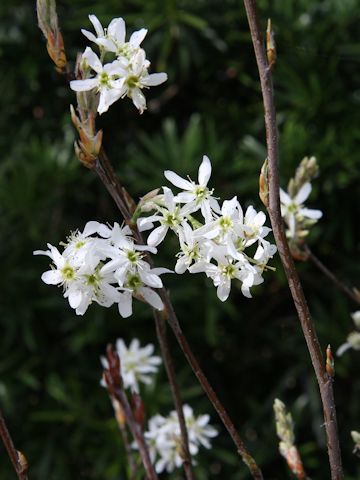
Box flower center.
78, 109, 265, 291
164, 211, 180, 228
221, 264, 236, 279
126, 75, 140, 89
219, 216, 233, 232
99, 71, 110, 87
126, 273, 142, 290
61, 265, 75, 281
126, 250, 140, 263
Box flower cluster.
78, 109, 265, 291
101, 338, 162, 393
34, 221, 171, 318
137, 155, 276, 301
337, 311, 360, 356
143, 404, 217, 473
70, 15, 167, 114
280, 156, 322, 242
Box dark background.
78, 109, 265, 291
0, 0, 359, 478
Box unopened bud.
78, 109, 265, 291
17, 451, 29, 475
70, 105, 103, 168
259, 158, 269, 207
266, 19, 276, 70
326, 344, 335, 377
37, 0, 67, 74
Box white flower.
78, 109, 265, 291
82, 15, 147, 59
164, 155, 220, 222
70, 47, 125, 114
118, 48, 167, 114
101, 338, 162, 393
337, 311, 360, 356
280, 182, 322, 239
142, 404, 217, 473
138, 187, 189, 247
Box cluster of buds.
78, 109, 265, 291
273, 399, 307, 480
280, 156, 322, 258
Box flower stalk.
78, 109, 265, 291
242, 1, 343, 478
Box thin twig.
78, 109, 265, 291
97, 143, 262, 479
114, 388, 158, 480
304, 245, 360, 306
242, 1, 343, 479
154, 311, 194, 480
0, 409, 28, 480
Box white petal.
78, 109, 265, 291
222, 197, 238, 216
118, 292, 133, 318
68, 288, 83, 309
279, 188, 291, 205
198, 155, 212, 186
108, 17, 126, 44
129, 28, 147, 47
70, 78, 98, 92
175, 257, 188, 274
141, 72, 167, 87
300, 207, 322, 219
217, 280, 231, 302
336, 342, 351, 356
81, 29, 98, 43
82, 47, 103, 73
147, 225, 168, 247
88, 14, 104, 37
164, 170, 193, 190
139, 287, 164, 310
41, 270, 62, 285
98, 88, 122, 115
139, 269, 163, 288
83, 221, 102, 237
295, 182, 312, 204
131, 88, 146, 114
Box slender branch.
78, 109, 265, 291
154, 311, 194, 480
0, 409, 28, 480
242, 1, 343, 479
97, 150, 195, 480
113, 388, 158, 480
304, 245, 360, 306
96, 143, 262, 479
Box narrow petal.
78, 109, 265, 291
139, 287, 163, 310
118, 292, 133, 318
139, 269, 163, 288
147, 225, 168, 247
89, 14, 104, 37
129, 28, 147, 47
70, 78, 98, 92
217, 280, 231, 302
41, 270, 62, 285
108, 17, 126, 44
131, 88, 146, 114
81, 29, 97, 43
279, 188, 291, 205
98, 88, 122, 115
300, 207, 322, 219
164, 170, 193, 190
82, 47, 103, 73
68, 288, 83, 309
141, 73, 167, 86
198, 155, 212, 186
295, 182, 311, 204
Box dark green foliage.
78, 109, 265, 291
0, 0, 359, 478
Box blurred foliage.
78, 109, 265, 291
0, 0, 359, 479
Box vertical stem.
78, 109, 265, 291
154, 311, 194, 480
96, 146, 262, 479
113, 388, 158, 480
0, 409, 28, 480
242, 1, 343, 478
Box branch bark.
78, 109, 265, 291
242, 1, 343, 478
0, 409, 28, 480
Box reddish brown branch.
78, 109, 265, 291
304, 245, 360, 306
242, 1, 343, 478
0, 409, 28, 480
